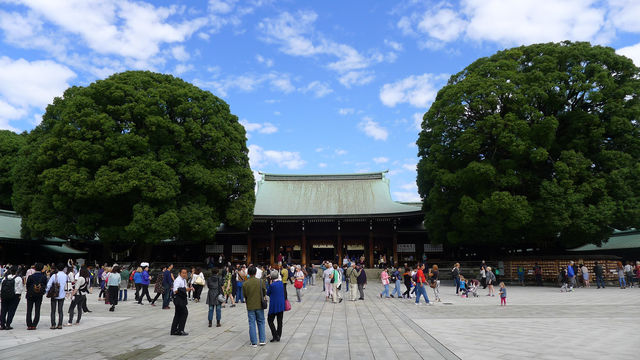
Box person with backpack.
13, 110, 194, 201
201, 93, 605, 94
107, 265, 121, 311
236, 265, 247, 304
26, 262, 48, 330
46, 263, 68, 329
66, 268, 90, 326
0, 265, 23, 330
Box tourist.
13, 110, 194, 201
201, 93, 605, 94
206, 268, 223, 328
357, 265, 367, 300
119, 266, 130, 302
310, 264, 317, 286
459, 275, 467, 297
533, 263, 543, 286
25, 262, 48, 330
452, 263, 461, 295
66, 268, 89, 326
294, 265, 304, 302
594, 261, 605, 288
0, 265, 23, 330
236, 265, 247, 304
430, 265, 441, 302
170, 268, 191, 336
379, 267, 390, 298
636, 261, 640, 286
279, 262, 290, 300
99, 266, 109, 301
107, 265, 121, 312
162, 264, 174, 309
138, 266, 152, 304
567, 261, 576, 290
624, 261, 634, 288
517, 265, 525, 286
304, 264, 312, 288
267, 270, 285, 342
243, 266, 266, 347
499, 282, 507, 306
342, 265, 349, 292
581, 264, 590, 288
390, 266, 402, 298
222, 265, 235, 307
46, 263, 68, 329
346, 263, 361, 301
331, 264, 343, 303
133, 267, 143, 301
150, 266, 165, 306
403, 267, 413, 299
479, 265, 487, 289
323, 263, 333, 300
486, 267, 496, 296
617, 262, 626, 289
414, 263, 430, 305
190, 267, 204, 303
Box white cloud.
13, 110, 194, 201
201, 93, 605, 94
256, 54, 274, 67
174, 63, 193, 75
384, 39, 403, 51
248, 144, 306, 170
398, 0, 616, 47
171, 45, 190, 61
270, 76, 295, 93
358, 117, 388, 141
318, 162, 327, 168
199, 72, 294, 97
373, 157, 389, 164
380, 73, 448, 108
334, 149, 348, 156
412, 112, 423, 131
338, 108, 354, 115
402, 163, 417, 172
392, 191, 421, 202
300, 81, 333, 98
258, 10, 390, 87
617, 43, 640, 66
0, 56, 76, 130
240, 119, 278, 134
17, 0, 207, 62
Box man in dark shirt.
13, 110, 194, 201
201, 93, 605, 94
162, 264, 174, 309
594, 261, 605, 289
25, 262, 48, 330
356, 265, 367, 300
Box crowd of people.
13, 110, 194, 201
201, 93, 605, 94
1, 256, 639, 347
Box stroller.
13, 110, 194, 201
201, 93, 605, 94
467, 279, 479, 297
559, 268, 569, 292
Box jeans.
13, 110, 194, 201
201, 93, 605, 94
619, 277, 626, 287
303, 276, 308, 289
596, 275, 605, 288
345, 280, 349, 292
432, 280, 440, 300
403, 282, 412, 298
358, 283, 365, 299
0, 295, 20, 328
236, 281, 244, 303
296, 287, 302, 302
380, 284, 390, 297
415, 284, 429, 304
247, 309, 266, 345
268, 311, 283, 340
26, 297, 43, 327
391, 280, 402, 297
208, 304, 221, 322
50, 298, 65, 327
454, 277, 461, 294
162, 287, 172, 308
118, 289, 127, 301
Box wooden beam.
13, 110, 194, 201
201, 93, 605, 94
247, 234, 252, 264
270, 232, 275, 266
368, 230, 374, 268
392, 232, 398, 268
337, 231, 343, 265
301, 232, 307, 266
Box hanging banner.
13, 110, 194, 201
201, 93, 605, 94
231, 245, 248, 253
423, 243, 443, 252
312, 244, 334, 249
346, 244, 364, 250
397, 243, 415, 253
206, 244, 224, 253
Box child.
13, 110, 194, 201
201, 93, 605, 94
499, 282, 507, 306
459, 275, 467, 298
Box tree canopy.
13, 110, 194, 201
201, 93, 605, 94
0, 130, 25, 210
13, 70, 255, 245
417, 41, 640, 249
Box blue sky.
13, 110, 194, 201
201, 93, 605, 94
1, 0, 640, 201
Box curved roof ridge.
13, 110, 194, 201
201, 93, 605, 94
261, 171, 388, 182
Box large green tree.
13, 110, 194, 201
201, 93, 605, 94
13, 71, 255, 245
417, 41, 640, 249
0, 130, 26, 210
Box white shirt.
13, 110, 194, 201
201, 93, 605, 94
255, 267, 263, 279
173, 276, 187, 293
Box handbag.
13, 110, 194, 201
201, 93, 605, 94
284, 299, 291, 311
294, 279, 303, 289
429, 281, 437, 289
217, 294, 226, 303
46, 274, 59, 298
260, 280, 268, 310
195, 275, 205, 286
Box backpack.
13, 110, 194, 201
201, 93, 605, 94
32, 280, 44, 296
1, 277, 16, 300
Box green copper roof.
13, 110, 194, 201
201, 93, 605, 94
0, 210, 21, 239
254, 172, 422, 217
569, 231, 640, 251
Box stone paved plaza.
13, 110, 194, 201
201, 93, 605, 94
0, 281, 638, 360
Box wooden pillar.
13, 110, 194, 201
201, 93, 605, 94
368, 231, 374, 268
270, 232, 275, 266
337, 231, 343, 265
301, 232, 307, 266
247, 234, 252, 264
392, 232, 398, 267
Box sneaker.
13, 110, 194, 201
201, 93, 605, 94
251, 344, 257, 348
259, 342, 266, 346
64, 323, 73, 327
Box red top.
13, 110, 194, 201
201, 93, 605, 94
416, 269, 426, 284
